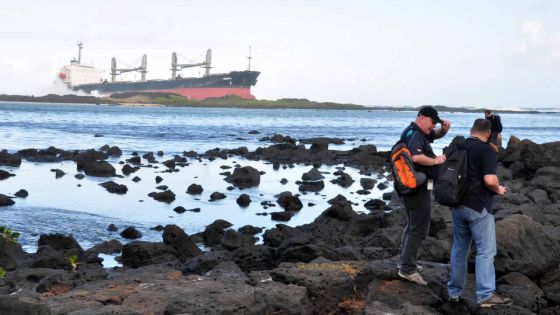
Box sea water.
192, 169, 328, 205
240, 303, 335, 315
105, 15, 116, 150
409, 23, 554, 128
1, 102, 559, 252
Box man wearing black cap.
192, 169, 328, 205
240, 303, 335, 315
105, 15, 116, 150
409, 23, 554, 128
397, 106, 451, 285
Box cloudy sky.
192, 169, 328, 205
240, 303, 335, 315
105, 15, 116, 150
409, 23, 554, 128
0, 0, 559, 108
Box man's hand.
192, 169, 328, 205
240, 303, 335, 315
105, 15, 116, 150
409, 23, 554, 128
435, 120, 452, 138
441, 120, 451, 132
435, 155, 447, 165
497, 185, 506, 196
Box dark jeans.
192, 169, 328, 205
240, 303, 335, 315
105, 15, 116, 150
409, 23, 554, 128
489, 132, 502, 148
399, 186, 432, 274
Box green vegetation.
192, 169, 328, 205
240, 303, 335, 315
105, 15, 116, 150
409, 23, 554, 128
0, 226, 20, 277
0, 226, 20, 245
111, 93, 368, 110
67, 255, 80, 271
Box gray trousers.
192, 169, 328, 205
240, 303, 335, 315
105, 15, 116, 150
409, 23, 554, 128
399, 187, 432, 274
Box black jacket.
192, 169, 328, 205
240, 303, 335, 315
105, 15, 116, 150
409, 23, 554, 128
488, 114, 502, 133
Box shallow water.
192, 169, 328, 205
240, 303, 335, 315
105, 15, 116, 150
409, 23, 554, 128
1, 102, 559, 251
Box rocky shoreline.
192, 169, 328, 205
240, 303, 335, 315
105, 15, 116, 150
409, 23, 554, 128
0, 135, 559, 314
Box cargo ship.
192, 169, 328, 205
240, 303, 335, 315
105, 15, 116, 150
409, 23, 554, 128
58, 42, 260, 100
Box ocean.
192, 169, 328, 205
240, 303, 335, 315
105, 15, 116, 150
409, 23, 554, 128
1, 102, 559, 254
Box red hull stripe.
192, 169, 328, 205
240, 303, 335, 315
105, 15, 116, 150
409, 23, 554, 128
145, 87, 255, 100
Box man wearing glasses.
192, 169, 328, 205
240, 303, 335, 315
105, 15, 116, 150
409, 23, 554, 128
397, 106, 451, 285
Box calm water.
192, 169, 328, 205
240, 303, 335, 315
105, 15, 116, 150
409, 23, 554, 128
1, 102, 559, 252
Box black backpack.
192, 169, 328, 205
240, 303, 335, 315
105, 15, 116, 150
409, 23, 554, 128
434, 140, 479, 207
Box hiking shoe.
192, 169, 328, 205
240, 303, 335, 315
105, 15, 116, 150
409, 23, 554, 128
480, 294, 512, 308
398, 270, 428, 286
397, 264, 424, 272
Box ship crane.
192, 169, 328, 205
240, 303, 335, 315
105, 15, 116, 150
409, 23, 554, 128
171, 49, 212, 79
111, 55, 148, 82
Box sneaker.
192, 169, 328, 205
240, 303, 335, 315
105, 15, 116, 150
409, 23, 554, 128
479, 294, 512, 308
398, 270, 428, 286
448, 296, 461, 303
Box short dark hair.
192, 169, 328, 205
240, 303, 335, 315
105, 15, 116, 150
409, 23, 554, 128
471, 118, 491, 133
484, 109, 492, 115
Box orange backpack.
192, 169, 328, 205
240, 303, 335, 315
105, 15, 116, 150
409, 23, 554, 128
390, 140, 426, 195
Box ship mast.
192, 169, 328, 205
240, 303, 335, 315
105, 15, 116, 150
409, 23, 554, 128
77, 41, 83, 64
247, 46, 252, 71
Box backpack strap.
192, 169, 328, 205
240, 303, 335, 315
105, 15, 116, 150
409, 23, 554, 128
401, 126, 419, 147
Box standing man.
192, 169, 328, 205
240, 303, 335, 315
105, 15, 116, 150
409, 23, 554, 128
447, 118, 512, 308
398, 106, 451, 285
484, 110, 502, 149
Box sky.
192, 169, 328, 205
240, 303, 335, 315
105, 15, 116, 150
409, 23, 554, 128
0, 0, 559, 109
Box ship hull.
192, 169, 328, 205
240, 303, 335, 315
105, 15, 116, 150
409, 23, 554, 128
146, 87, 255, 99
71, 70, 259, 100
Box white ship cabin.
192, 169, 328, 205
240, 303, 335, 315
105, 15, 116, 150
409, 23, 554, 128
59, 63, 104, 87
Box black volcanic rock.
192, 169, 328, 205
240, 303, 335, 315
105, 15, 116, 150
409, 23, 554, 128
0, 150, 22, 167
83, 161, 116, 177
163, 224, 202, 259
209, 192, 226, 201
276, 192, 303, 211
301, 168, 324, 181
0, 170, 15, 180
220, 229, 256, 250
0, 194, 15, 206
364, 199, 385, 211
149, 190, 176, 203
99, 181, 128, 194
173, 206, 187, 213
14, 189, 28, 198
187, 183, 203, 195
38, 233, 83, 253
238, 225, 263, 235
121, 226, 143, 239
377, 182, 389, 190
236, 194, 251, 207
162, 159, 176, 169
495, 215, 560, 277
87, 239, 122, 255
330, 172, 354, 188
107, 146, 122, 157
127, 155, 142, 165
360, 177, 377, 190
271, 211, 296, 222
298, 180, 324, 192
121, 241, 178, 268
122, 164, 138, 175
225, 166, 261, 188
201, 219, 233, 246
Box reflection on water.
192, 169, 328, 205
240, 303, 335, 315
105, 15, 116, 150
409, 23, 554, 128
1, 156, 389, 251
